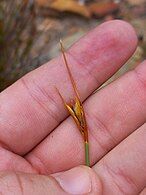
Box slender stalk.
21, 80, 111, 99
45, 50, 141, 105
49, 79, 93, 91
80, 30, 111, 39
85, 141, 90, 167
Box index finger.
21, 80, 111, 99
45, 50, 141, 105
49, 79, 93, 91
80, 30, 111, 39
0, 20, 137, 155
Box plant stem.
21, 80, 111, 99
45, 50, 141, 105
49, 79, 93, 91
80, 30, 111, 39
85, 141, 90, 167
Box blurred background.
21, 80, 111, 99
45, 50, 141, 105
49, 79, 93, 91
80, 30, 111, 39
0, 0, 146, 91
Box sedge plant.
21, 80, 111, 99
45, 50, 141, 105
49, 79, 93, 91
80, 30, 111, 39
57, 40, 90, 166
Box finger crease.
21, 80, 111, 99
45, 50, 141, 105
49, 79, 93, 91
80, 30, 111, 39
102, 159, 139, 194
21, 77, 61, 124
26, 154, 52, 174
14, 172, 24, 195
86, 111, 117, 153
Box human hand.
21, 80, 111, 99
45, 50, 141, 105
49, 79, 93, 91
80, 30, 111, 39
0, 20, 146, 194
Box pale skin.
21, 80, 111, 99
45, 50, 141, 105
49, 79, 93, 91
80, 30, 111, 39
0, 20, 146, 194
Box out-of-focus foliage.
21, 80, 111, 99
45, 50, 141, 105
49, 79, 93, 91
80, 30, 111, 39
0, 0, 36, 91
36, 0, 119, 18
0, 0, 146, 91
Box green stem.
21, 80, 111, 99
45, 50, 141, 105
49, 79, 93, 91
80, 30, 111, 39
85, 141, 90, 167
